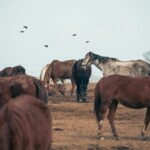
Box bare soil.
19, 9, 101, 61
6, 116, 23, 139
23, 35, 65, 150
48, 83, 150, 150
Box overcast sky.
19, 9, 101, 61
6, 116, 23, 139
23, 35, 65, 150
0, 0, 150, 77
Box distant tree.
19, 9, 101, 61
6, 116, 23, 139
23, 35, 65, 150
143, 50, 150, 63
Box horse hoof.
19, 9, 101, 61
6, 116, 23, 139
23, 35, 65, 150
140, 136, 147, 141
100, 137, 104, 140
115, 137, 120, 140
77, 99, 82, 103
98, 137, 104, 140
83, 99, 89, 103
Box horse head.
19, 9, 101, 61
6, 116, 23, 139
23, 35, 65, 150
81, 51, 94, 69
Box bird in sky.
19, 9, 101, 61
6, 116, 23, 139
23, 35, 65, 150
44, 45, 48, 48
72, 34, 77, 36
20, 30, 24, 33
23, 26, 28, 29
85, 41, 90, 43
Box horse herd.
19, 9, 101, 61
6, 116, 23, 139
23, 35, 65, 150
1, 51, 150, 149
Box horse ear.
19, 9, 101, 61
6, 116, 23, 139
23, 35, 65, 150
89, 51, 91, 54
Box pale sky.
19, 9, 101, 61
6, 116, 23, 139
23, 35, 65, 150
0, 0, 150, 77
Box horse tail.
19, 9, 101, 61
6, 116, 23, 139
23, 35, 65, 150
40, 64, 49, 81
94, 81, 101, 122
148, 63, 150, 76
44, 64, 52, 84
33, 79, 48, 104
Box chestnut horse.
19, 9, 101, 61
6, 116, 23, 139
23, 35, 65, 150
72, 59, 91, 102
81, 52, 150, 77
0, 95, 51, 150
0, 75, 48, 107
48, 59, 76, 96
94, 74, 150, 140
0, 65, 26, 77
40, 63, 64, 85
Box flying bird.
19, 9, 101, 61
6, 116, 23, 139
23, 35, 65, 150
20, 30, 24, 33
72, 34, 77, 36
44, 45, 48, 48
85, 41, 90, 43
23, 26, 28, 29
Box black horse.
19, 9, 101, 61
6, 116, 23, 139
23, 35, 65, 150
72, 59, 91, 102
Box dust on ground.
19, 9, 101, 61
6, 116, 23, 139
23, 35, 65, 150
48, 83, 150, 150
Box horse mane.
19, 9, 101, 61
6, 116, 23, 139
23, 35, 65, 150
92, 53, 118, 64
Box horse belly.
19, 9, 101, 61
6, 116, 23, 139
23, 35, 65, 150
119, 98, 146, 109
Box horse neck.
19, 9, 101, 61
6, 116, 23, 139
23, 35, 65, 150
91, 54, 111, 69
92, 54, 118, 75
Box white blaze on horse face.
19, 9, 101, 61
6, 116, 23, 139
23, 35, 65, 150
82, 55, 90, 66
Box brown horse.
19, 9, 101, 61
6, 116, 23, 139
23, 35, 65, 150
0, 75, 48, 107
0, 65, 26, 77
94, 74, 150, 140
0, 95, 51, 150
47, 59, 76, 96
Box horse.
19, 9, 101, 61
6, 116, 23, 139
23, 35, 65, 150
46, 84, 66, 96
72, 59, 92, 102
48, 59, 76, 96
94, 74, 150, 140
81, 51, 150, 77
0, 65, 26, 77
0, 95, 51, 150
40, 63, 66, 95
0, 75, 48, 107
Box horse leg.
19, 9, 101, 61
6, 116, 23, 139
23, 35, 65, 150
70, 79, 76, 96
141, 107, 150, 138
76, 82, 82, 102
51, 77, 56, 88
82, 80, 88, 102
108, 100, 119, 140
97, 105, 109, 140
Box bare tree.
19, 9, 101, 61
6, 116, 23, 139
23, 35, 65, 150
143, 50, 150, 63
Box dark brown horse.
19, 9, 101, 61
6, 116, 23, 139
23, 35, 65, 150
72, 59, 91, 102
0, 65, 26, 77
48, 59, 76, 96
0, 95, 51, 150
94, 74, 150, 140
0, 75, 48, 107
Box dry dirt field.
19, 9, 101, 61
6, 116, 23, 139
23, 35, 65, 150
48, 83, 150, 150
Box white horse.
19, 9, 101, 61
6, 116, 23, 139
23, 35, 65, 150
81, 51, 150, 77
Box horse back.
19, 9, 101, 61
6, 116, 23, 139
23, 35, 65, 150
0, 75, 48, 107
0, 95, 51, 150
51, 59, 76, 79
98, 74, 150, 108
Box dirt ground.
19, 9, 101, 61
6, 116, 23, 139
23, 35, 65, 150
48, 83, 150, 150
